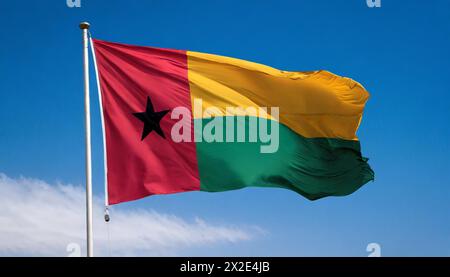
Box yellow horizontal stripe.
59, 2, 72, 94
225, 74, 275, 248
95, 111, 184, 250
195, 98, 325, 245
187, 50, 370, 140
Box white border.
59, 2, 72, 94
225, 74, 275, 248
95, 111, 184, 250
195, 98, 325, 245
89, 36, 109, 207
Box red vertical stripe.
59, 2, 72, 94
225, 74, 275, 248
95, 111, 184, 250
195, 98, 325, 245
93, 39, 200, 204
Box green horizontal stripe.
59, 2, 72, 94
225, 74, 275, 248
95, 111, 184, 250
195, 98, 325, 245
195, 116, 374, 200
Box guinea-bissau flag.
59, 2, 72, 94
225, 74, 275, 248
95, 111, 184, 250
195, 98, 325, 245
92, 39, 374, 205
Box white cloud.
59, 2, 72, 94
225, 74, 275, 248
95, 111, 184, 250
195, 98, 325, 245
0, 174, 261, 256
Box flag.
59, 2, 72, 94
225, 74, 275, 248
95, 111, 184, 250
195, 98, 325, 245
92, 39, 374, 205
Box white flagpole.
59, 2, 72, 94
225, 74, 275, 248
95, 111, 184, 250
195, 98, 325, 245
80, 21, 94, 257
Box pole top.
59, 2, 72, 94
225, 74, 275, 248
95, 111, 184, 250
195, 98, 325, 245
79, 22, 90, 30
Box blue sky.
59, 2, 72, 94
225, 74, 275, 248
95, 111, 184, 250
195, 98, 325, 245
0, 0, 449, 256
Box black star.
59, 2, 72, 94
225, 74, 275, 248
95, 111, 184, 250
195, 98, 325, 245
133, 96, 170, 140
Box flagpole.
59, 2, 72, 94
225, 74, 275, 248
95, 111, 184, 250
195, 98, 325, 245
80, 21, 94, 257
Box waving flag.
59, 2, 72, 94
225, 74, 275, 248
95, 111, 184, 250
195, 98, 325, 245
92, 39, 374, 205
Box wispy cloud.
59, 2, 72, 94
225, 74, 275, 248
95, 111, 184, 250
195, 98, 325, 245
0, 174, 261, 256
